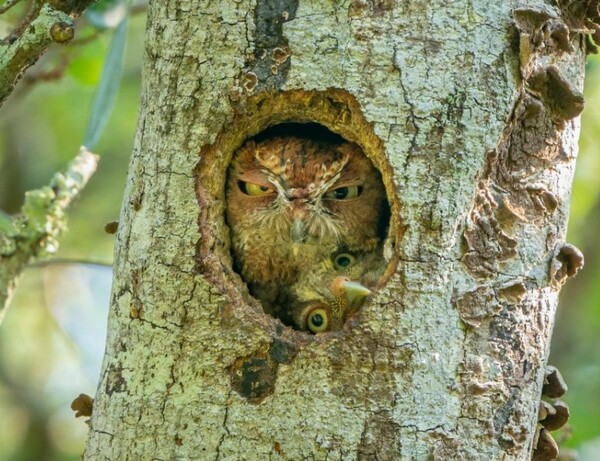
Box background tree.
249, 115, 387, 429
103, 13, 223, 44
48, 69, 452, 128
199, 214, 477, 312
1, 0, 600, 456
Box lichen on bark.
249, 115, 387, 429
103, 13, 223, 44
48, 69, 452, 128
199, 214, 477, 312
0, 147, 98, 322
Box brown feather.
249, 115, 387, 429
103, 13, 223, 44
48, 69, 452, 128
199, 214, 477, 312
225, 136, 388, 327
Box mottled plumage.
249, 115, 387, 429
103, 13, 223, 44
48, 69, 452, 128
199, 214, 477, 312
225, 135, 388, 326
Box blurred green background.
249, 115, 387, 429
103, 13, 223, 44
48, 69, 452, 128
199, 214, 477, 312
0, 6, 599, 461
0, 4, 145, 460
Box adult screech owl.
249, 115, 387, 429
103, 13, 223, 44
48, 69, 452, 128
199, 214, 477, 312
225, 136, 388, 313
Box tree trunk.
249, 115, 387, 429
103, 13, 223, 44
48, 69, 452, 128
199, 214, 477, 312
84, 1, 588, 459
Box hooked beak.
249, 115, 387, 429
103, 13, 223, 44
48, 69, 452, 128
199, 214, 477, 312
339, 279, 371, 304
291, 218, 306, 244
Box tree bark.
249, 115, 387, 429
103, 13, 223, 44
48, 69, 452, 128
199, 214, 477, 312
85, 1, 588, 459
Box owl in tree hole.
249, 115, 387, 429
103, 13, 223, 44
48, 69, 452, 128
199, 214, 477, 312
225, 135, 388, 316
281, 248, 386, 332
286, 276, 371, 333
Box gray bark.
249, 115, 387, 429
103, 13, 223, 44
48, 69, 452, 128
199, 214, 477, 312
85, 1, 587, 459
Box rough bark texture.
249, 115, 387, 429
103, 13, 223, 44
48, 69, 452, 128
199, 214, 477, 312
85, 1, 586, 459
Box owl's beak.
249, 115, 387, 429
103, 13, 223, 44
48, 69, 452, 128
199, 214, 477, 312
341, 280, 371, 304
291, 218, 306, 244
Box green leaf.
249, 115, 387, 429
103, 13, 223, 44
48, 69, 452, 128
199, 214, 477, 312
83, 15, 129, 150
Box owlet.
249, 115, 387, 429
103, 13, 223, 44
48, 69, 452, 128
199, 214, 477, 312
281, 247, 386, 332
289, 276, 371, 333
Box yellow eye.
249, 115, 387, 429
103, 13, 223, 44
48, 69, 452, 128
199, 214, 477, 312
238, 181, 275, 196
324, 185, 362, 200
333, 253, 355, 270
306, 307, 329, 333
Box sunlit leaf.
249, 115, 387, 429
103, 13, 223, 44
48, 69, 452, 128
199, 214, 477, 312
83, 15, 129, 150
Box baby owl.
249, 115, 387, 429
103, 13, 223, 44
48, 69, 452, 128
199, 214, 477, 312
289, 276, 371, 333
225, 135, 388, 324
282, 248, 386, 332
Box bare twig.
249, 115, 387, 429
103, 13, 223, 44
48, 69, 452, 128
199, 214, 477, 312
70, 30, 101, 46
29, 258, 113, 268
0, 4, 73, 103
1, 0, 44, 45
22, 54, 68, 85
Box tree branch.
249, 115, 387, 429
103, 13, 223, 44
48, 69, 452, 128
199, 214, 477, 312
0, 0, 97, 107
0, 0, 25, 15
0, 147, 99, 324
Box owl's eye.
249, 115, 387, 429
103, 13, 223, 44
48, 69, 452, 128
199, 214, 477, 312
306, 307, 329, 333
333, 253, 355, 270
238, 181, 275, 196
324, 185, 362, 200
